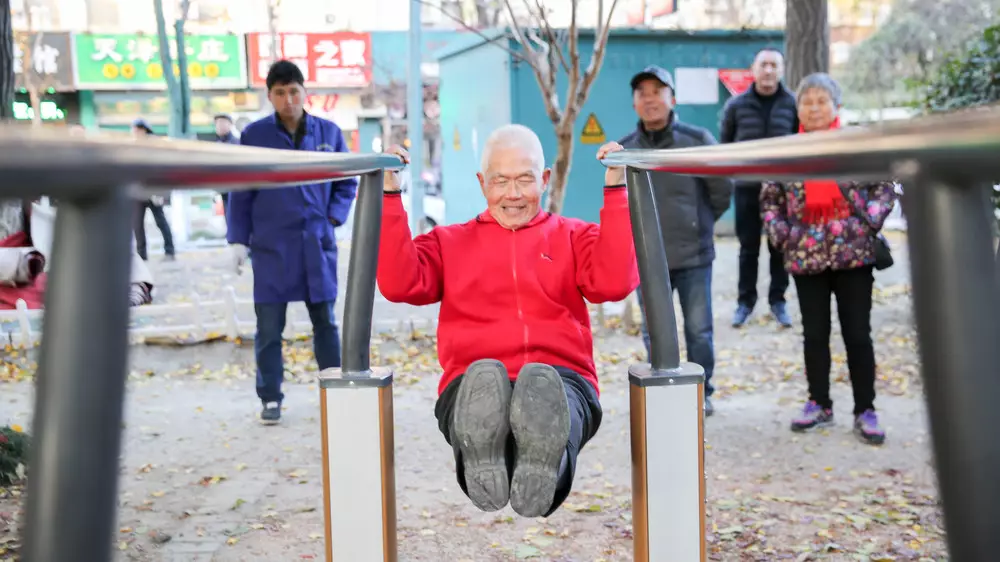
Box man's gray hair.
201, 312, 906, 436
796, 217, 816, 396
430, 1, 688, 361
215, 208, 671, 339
480, 124, 546, 175
796, 72, 843, 107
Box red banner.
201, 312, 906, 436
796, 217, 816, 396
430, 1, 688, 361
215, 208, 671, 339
247, 32, 372, 89
718, 69, 755, 96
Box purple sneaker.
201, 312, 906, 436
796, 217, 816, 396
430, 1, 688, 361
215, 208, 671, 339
854, 409, 886, 445
790, 401, 834, 432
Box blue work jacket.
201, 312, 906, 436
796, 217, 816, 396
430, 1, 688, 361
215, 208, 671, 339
227, 113, 358, 303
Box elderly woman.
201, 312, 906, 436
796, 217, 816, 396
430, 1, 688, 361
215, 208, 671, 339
760, 73, 897, 446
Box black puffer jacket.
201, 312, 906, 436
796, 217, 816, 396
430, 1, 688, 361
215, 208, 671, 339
719, 84, 798, 188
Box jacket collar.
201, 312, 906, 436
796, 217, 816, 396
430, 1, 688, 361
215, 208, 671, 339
268, 111, 315, 136
476, 207, 550, 230
636, 111, 678, 147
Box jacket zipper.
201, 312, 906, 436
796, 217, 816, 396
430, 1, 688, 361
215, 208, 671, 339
510, 229, 529, 364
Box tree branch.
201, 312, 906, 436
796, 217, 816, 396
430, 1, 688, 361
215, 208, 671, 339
569, 0, 619, 121
416, 0, 531, 64
559, 0, 581, 129
531, 0, 570, 74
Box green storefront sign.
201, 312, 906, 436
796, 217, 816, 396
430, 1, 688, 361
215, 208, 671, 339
74, 33, 247, 90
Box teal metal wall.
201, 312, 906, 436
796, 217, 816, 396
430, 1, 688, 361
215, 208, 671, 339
439, 29, 784, 227
438, 35, 514, 223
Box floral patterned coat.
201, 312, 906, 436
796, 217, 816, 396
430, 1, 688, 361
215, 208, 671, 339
760, 180, 898, 275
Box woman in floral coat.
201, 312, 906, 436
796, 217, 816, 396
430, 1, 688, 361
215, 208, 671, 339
760, 73, 897, 445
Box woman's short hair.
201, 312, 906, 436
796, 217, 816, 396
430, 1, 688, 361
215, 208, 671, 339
796, 72, 842, 107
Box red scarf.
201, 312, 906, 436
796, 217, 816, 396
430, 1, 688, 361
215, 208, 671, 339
801, 117, 849, 224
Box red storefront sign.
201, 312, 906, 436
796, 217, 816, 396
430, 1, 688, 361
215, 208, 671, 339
718, 69, 755, 96
247, 32, 372, 88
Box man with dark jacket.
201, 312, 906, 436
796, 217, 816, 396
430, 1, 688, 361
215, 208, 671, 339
720, 47, 798, 328
214, 114, 240, 219
619, 65, 733, 416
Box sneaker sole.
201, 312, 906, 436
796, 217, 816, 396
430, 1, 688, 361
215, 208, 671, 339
453, 359, 512, 512
259, 417, 280, 426
509, 364, 570, 518
854, 427, 886, 446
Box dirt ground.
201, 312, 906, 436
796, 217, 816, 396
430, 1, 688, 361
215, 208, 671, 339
0, 236, 948, 561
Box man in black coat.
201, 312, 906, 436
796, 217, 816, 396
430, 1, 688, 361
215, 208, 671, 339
619, 65, 733, 416
719, 47, 798, 328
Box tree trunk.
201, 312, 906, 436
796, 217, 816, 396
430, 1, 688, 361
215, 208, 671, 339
25, 32, 44, 126
153, 0, 182, 138
545, 124, 575, 214
174, 19, 191, 138
784, 0, 829, 91
0, 0, 15, 121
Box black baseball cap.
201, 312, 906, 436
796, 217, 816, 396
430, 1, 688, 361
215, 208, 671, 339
131, 118, 153, 134
630, 65, 675, 91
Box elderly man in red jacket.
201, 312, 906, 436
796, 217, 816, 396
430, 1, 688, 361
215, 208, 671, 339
377, 125, 638, 518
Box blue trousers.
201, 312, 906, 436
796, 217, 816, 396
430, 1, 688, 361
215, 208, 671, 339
254, 300, 341, 403
636, 264, 716, 396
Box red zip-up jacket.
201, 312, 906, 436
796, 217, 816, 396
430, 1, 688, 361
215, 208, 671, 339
376, 186, 639, 396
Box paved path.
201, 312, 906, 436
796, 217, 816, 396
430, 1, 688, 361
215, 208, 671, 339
0, 233, 947, 561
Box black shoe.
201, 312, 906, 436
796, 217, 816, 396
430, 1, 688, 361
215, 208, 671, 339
260, 401, 281, 425
509, 364, 571, 518
771, 303, 792, 328
732, 305, 753, 327
453, 359, 513, 512
163, 254, 177, 262
704, 397, 715, 417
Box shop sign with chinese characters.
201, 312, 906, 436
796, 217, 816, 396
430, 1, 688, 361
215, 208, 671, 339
246, 32, 372, 88
14, 32, 76, 92
73, 33, 247, 90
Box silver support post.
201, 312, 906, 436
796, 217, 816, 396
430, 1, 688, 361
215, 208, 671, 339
624, 166, 706, 561
341, 170, 383, 376
906, 176, 1000, 560
21, 187, 135, 562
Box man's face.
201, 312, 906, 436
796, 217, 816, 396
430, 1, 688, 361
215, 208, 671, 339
632, 79, 674, 125
476, 145, 550, 230
131, 126, 148, 138
752, 50, 784, 90
215, 118, 232, 137
268, 81, 305, 121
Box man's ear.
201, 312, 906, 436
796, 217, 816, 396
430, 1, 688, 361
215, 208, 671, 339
541, 168, 552, 192
477, 172, 488, 197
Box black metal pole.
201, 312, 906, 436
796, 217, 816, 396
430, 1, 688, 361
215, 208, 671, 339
341, 170, 383, 376
21, 188, 134, 562
905, 175, 1000, 561
625, 166, 681, 371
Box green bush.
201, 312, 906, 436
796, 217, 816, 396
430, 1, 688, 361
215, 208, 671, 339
0, 426, 29, 486
914, 21, 1000, 221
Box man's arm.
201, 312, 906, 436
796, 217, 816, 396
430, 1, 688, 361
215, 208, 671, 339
327, 128, 359, 227
719, 97, 738, 144
698, 130, 734, 220
572, 186, 639, 303
226, 133, 258, 245
376, 193, 444, 305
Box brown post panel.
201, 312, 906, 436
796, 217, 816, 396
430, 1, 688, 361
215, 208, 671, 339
630, 384, 649, 562
320, 391, 334, 562
698, 384, 707, 562
379, 385, 398, 562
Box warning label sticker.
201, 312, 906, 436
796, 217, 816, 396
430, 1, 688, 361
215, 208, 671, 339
580, 113, 606, 144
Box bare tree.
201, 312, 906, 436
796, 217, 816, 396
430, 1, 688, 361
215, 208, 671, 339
0, 0, 14, 121
17, 0, 48, 126
266, 0, 281, 65
785, 0, 830, 90
153, 0, 193, 138
426, 0, 621, 214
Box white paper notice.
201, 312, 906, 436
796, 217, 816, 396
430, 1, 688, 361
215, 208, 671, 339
674, 67, 720, 105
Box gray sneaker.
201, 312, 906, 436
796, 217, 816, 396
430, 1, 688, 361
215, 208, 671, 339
790, 401, 834, 432
509, 364, 571, 518
453, 359, 513, 512
771, 303, 792, 328
732, 305, 753, 327
704, 397, 715, 417
260, 401, 281, 425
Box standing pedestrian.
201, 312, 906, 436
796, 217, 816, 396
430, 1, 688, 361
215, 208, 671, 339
760, 73, 897, 445
619, 65, 733, 416
227, 60, 358, 425
214, 114, 240, 220
131, 119, 176, 261
720, 47, 798, 328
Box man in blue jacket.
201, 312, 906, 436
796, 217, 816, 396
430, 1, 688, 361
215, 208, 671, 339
227, 60, 358, 425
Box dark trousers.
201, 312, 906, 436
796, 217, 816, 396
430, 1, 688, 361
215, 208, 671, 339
735, 185, 788, 308
793, 266, 876, 415
434, 366, 602, 517
254, 300, 341, 404
133, 200, 175, 259
636, 264, 715, 396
